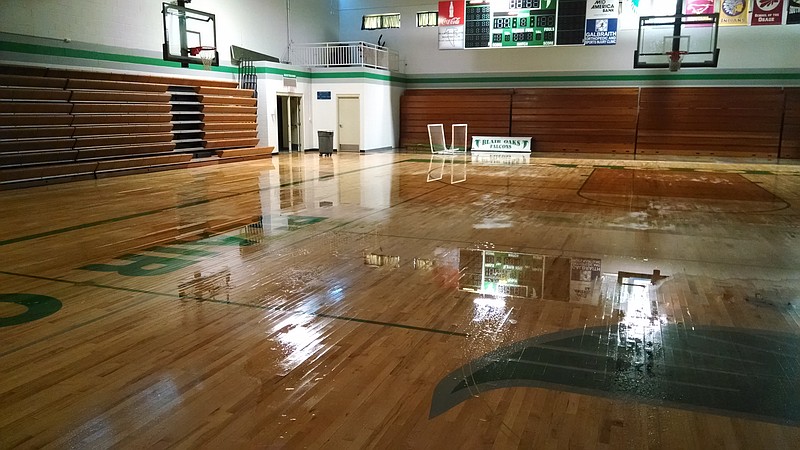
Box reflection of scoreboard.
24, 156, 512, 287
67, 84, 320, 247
465, 0, 557, 48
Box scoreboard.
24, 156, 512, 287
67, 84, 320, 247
465, 0, 557, 48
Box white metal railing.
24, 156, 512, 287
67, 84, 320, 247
290, 41, 401, 72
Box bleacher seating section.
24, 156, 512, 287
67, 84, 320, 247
0, 64, 272, 189
401, 87, 799, 160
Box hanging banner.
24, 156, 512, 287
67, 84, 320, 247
684, 0, 716, 14
618, 0, 641, 30
752, 0, 785, 25
683, 0, 715, 27
438, 1, 466, 49
639, 0, 677, 15
719, 0, 749, 26
787, 0, 800, 24
585, 0, 619, 45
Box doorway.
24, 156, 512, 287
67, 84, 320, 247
337, 95, 360, 152
276, 94, 303, 152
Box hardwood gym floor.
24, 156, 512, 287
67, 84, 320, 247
1, 152, 799, 449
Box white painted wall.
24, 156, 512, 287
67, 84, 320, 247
309, 72, 399, 151
0, 0, 339, 65
338, 0, 800, 74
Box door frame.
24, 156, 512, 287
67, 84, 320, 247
276, 93, 303, 152
337, 94, 361, 152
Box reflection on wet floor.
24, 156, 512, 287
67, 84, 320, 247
3, 152, 800, 448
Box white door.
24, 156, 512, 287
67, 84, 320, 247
290, 96, 302, 151
337, 96, 360, 152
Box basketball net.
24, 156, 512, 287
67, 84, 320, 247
667, 51, 685, 72
189, 46, 215, 71
199, 49, 214, 71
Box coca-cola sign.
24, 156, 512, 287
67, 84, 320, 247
438, 1, 466, 27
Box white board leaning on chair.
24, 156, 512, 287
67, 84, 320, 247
471, 136, 533, 153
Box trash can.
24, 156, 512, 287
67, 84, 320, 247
318, 130, 334, 156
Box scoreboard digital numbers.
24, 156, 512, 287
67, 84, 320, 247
464, 0, 556, 48
465, 3, 491, 48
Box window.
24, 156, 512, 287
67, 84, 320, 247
361, 13, 401, 30
417, 11, 438, 27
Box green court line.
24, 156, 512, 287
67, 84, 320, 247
744, 170, 774, 175
593, 165, 626, 169
0, 158, 418, 248
553, 163, 578, 168
0, 270, 469, 339
668, 167, 696, 172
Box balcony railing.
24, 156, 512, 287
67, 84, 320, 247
290, 42, 401, 72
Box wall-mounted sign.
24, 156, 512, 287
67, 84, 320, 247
317, 91, 332, 100
790, 0, 800, 24
752, 0, 785, 26
471, 136, 533, 152
585, 0, 618, 45
438, 1, 466, 49
719, 0, 749, 26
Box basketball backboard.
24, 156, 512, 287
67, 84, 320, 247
634, 13, 720, 69
162, 2, 218, 67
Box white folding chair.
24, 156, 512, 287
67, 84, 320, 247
450, 124, 468, 183
427, 123, 468, 183
427, 124, 448, 182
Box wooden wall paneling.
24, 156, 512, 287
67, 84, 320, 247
511, 88, 640, 154
637, 87, 784, 158
400, 89, 513, 150
780, 88, 800, 159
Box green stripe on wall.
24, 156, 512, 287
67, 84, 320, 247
403, 72, 800, 85
2, 39, 798, 85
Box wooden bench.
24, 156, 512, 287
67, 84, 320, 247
215, 146, 274, 158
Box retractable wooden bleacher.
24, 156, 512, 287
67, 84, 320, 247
0, 65, 271, 189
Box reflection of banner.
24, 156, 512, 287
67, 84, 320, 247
684, 0, 715, 14
787, 0, 800, 24
719, 0, 749, 26
570, 258, 601, 303
438, 1, 466, 49
585, 0, 618, 45
753, 0, 785, 25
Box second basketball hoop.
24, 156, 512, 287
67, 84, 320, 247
189, 46, 217, 70
666, 50, 687, 72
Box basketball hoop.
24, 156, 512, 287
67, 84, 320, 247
189, 46, 216, 70
666, 51, 687, 72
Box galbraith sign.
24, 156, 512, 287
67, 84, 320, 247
471, 136, 533, 152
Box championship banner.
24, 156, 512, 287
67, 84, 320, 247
719, 0, 749, 26
788, 0, 800, 24
438, 1, 466, 49
585, 0, 619, 46
752, 0, 785, 25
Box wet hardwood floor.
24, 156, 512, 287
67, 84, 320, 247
1, 152, 800, 449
